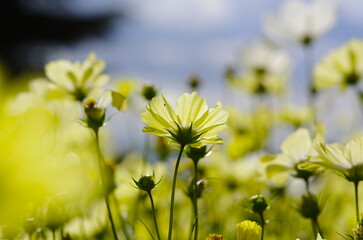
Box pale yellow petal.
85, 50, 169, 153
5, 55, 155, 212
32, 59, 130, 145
281, 128, 312, 161
176, 92, 208, 127
344, 136, 363, 166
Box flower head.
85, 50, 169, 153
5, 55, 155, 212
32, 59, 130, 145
82, 90, 126, 131
236, 220, 262, 240
314, 40, 363, 91
313, 136, 363, 182
234, 40, 290, 95
141, 92, 228, 148
205, 234, 223, 240
264, 0, 337, 45
263, 124, 325, 185
45, 53, 109, 101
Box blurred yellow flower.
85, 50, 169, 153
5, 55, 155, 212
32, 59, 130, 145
278, 104, 314, 127
45, 53, 109, 101
314, 136, 363, 182
226, 107, 271, 159
236, 220, 262, 240
141, 92, 228, 147
233, 40, 290, 95
263, 124, 325, 185
205, 233, 223, 240
314, 40, 363, 91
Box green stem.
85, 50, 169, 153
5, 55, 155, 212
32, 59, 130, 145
193, 162, 199, 240
304, 178, 310, 194
142, 134, 151, 173
355, 88, 363, 119
148, 192, 162, 240
112, 195, 133, 240
94, 129, 119, 240
311, 219, 317, 239
303, 44, 317, 111
79, 217, 86, 240
167, 144, 185, 240
355, 181, 360, 223
52, 230, 56, 240
314, 218, 324, 238
259, 212, 265, 240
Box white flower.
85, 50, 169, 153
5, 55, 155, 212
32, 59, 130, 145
264, 0, 338, 45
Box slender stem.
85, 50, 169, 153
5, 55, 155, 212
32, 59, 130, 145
132, 134, 151, 229
142, 134, 151, 173
355, 88, 363, 119
193, 162, 199, 240
167, 144, 185, 240
259, 212, 265, 240
94, 129, 119, 240
148, 192, 162, 240
112, 195, 133, 240
311, 219, 317, 239
304, 178, 310, 194
314, 218, 324, 238
52, 230, 56, 240
355, 181, 360, 223
303, 44, 316, 109
79, 217, 86, 240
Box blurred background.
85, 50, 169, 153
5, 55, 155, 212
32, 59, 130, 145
2, 0, 363, 149
2, 0, 363, 90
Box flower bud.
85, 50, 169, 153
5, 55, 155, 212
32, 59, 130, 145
83, 98, 106, 131
225, 66, 236, 84
188, 74, 201, 90
186, 179, 206, 200
133, 172, 161, 193
141, 84, 157, 101
297, 193, 322, 220
248, 195, 268, 215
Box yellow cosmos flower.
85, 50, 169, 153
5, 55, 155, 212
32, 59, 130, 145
314, 40, 363, 91
314, 136, 363, 182
263, 124, 325, 185
236, 220, 262, 240
141, 92, 228, 147
205, 233, 223, 240
45, 53, 109, 101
